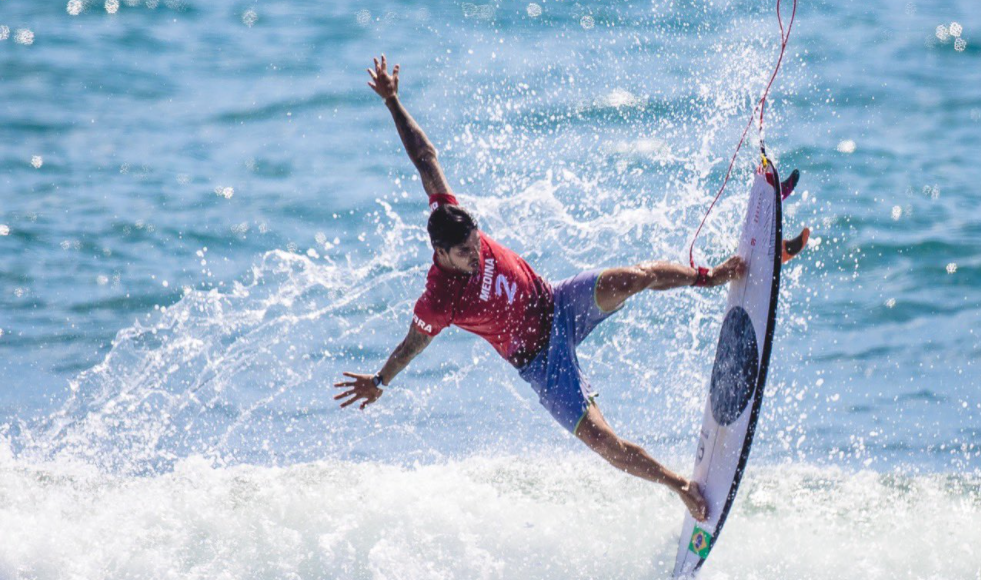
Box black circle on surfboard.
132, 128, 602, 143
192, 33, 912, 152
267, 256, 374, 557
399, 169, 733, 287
710, 307, 760, 426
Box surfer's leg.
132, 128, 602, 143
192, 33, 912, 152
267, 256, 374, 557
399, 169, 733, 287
595, 257, 745, 312
575, 403, 708, 521
594, 262, 696, 312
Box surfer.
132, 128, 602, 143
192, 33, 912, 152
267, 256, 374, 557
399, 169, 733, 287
335, 55, 748, 522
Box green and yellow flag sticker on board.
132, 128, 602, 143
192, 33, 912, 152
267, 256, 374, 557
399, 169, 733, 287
688, 526, 713, 559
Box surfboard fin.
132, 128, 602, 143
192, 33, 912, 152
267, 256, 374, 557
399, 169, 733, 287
780, 169, 800, 200
781, 227, 810, 263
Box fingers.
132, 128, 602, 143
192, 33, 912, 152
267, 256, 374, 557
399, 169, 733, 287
367, 68, 377, 80
393, 64, 399, 92
380, 54, 387, 72
359, 394, 381, 410
340, 395, 362, 408
373, 57, 379, 72
334, 370, 380, 409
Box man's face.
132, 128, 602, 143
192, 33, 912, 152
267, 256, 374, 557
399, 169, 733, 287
437, 229, 481, 275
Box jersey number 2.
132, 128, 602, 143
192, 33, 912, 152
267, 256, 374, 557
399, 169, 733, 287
495, 275, 517, 304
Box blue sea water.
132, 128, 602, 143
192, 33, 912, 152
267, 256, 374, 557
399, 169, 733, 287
1, 0, 979, 578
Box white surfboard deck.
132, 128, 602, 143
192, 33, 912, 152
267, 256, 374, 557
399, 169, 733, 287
673, 163, 783, 578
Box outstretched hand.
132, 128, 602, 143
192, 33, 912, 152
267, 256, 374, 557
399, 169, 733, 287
367, 54, 399, 100
334, 372, 383, 410
706, 255, 746, 287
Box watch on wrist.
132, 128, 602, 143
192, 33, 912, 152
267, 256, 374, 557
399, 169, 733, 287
372, 373, 384, 388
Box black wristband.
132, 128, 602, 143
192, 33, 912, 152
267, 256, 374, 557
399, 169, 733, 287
372, 373, 384, 387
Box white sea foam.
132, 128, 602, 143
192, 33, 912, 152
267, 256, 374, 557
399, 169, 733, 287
0, 449, 977, 580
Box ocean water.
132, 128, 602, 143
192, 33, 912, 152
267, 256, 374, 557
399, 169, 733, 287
1, 0, 979, 578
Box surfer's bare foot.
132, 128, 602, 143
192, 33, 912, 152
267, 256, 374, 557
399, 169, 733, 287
680, 480, 708, 521
706, 256, 746, 286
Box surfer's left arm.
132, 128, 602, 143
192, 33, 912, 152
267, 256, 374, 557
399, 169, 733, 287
333, 325, 433, 410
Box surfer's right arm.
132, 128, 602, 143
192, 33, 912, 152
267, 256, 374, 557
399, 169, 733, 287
333, 325, 433, 410
367, 54, 453, 198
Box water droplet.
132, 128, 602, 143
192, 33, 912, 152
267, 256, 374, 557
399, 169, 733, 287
106, 0, 120, 13
14, 29, 34, 45
580, 15, 595, 29
526, 3, 542, 17
146, 0, 159, 8
885, 298, 896, 308
936, 24, 950, 42
954, 38, 967, 52
242, 9, 258, 27
97, 275, 109, 285
31, 155, 43, 168
215, 186, 234, 199
598, 88, 641, 109
0, 26, 9, 41
356, 9, 371, 26
949, 22, 963, 38
462, 3, 495, 20
0, 225, 9, 236
836, 139, 856, 154
891, 205, 902, 220
67, 0, 84, 15
946, 263, 957, 274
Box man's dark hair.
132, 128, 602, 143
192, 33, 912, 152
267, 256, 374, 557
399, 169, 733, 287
427, 204, 478, 251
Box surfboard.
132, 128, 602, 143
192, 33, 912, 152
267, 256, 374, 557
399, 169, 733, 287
673, 161, 783, 578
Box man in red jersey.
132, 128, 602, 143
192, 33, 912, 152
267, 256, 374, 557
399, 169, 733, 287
334, 55, 749, 521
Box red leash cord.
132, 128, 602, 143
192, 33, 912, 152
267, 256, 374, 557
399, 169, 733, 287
687, 0, 798, 269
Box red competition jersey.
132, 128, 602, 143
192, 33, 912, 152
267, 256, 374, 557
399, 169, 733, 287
413, 193, 554, 367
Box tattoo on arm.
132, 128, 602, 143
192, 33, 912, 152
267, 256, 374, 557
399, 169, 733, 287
378, 325, 433, 386
385, 96, 452, 197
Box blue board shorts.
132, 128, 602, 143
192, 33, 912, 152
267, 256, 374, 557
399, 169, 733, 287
517, 268, 623, 435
